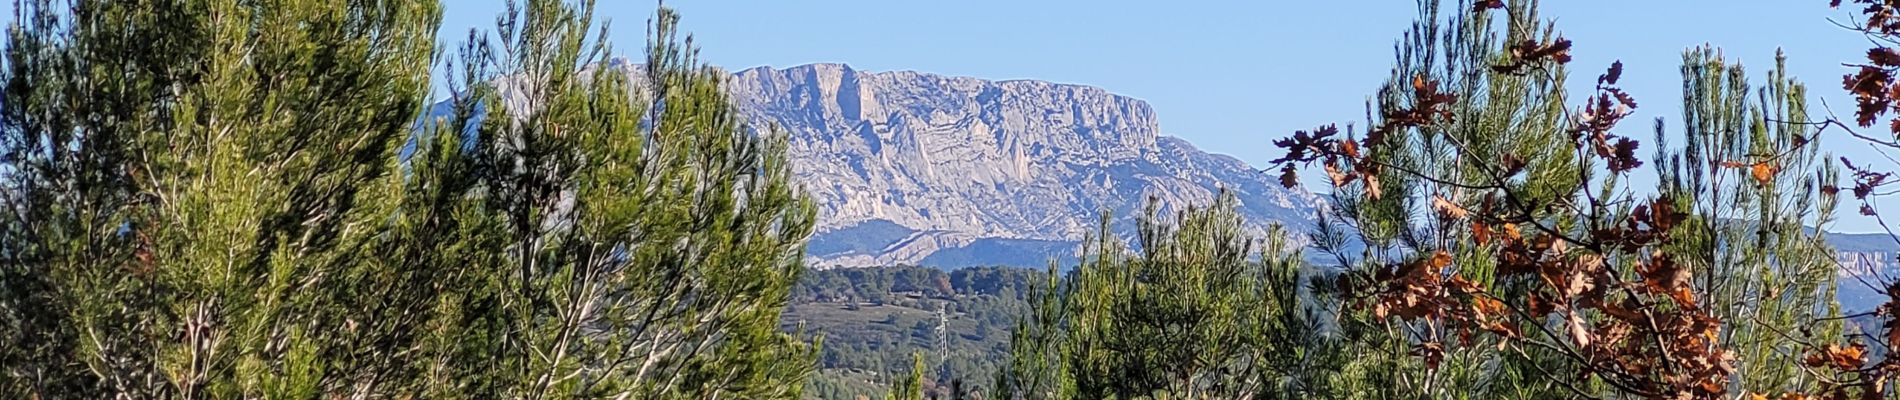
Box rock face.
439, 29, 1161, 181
1830, 233, 1900, 312
714, 63, 1320, 268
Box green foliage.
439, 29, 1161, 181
1302, 1, 1583, 397
788, 265, 1040, 399
1663, 47, 1844, 395
996, 194, 1346, 400
1278, 0, 1851, 398
0, 0, 819, 398
995, 263, 1074, 400
889, 352, 927, 400
0, 0, 440, 396
400, 2, 820, 398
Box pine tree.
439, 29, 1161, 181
1279, 1, 1579, 396
993, 262, 1075, 400
0, 0, 820, 398
401, 2, 819, 398
0, 0, 441, 397
1663, 47, 1844, 395
1270, 1, 1850, 398
996, 194, 1345, 399
889, 352, 927, 400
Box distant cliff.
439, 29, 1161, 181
1832, 233, 1900, 311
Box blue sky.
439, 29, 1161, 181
439, 1, 1893, 231
436, 1, 1868, 169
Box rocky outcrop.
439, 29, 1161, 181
1834, 251, 1894, 312
1825, 233, 1900, 311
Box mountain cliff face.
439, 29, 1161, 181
1831, 233, 1900, 311
714, 63, 1320, 268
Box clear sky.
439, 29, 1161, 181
436, 1, 1868, 171
441, 1, 1891, 231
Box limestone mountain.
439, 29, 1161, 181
718, 63, 1319, 268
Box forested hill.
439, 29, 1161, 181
784, 266, 1041, 400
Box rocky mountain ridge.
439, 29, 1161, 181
715, 63, 1321, 268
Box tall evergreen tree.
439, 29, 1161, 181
1664, 48, 1844, 395
1281, 1, 1580, 396
402, 2, 819, 398
996, 194, 1345, 400
889, 352, 927, 400
0, 0, 820, 398
1272, 1, 1849, 398
0, 0, 441, 397
994, 263, 1076, 400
